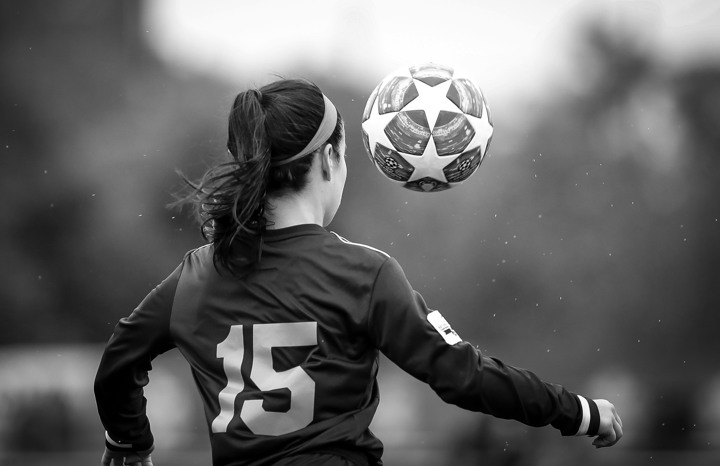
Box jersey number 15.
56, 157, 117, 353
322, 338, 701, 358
211, 322, 317, 436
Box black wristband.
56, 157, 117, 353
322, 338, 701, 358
587, 399, 600, 436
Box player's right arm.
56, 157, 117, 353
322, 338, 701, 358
367, 257, 622, 446
94, 261, 183, 458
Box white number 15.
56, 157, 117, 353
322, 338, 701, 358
211, 322, 317, 436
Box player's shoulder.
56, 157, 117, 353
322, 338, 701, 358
327, 231, 391, 264
183, 243, 213, 263
187, 243, 212, 257
175, 243, 215, 276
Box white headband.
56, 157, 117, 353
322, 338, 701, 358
271, 94, 338, 167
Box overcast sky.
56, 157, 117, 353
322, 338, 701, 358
142, 0, 720, 102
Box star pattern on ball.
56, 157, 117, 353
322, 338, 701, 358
361, 98, 398, 157
463, 111, 494, 155
361, 64, 494, 191
401, 79, 460, 129
404, 135, 461, 183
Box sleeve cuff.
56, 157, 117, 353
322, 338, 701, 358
574, 396, 600, 436
106, 431, 132, 450
105, 431, 154, 454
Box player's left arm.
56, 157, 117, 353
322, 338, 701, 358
367, 257, 622, 445
94, 262, 183, 460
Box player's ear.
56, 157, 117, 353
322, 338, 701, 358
320, 143, 333, 181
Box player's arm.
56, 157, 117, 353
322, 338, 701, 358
367, 257, 622, 445
94, 261, 183, 460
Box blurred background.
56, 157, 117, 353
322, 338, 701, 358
1, 0, 719, 464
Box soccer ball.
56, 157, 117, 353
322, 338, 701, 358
361, 63, 494, 192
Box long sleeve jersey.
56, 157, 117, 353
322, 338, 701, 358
95, 224, 598, 466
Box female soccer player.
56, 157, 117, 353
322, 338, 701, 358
94, 79, 622, 466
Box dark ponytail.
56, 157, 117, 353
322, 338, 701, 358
173, 79, 343, 275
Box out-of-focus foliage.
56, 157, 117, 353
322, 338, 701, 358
2, 0, 719, 464
0, 0, 221, 343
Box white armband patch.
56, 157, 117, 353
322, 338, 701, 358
427, 310, 462, 345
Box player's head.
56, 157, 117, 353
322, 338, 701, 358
176, 78, 344, 272
226, 78, 346, 227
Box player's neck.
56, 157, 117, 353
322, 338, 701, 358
265, 193, 324, 230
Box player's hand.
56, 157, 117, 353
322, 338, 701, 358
591, 399, 623, 448
101, 446, 153, 466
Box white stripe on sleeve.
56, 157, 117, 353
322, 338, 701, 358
575, 395, 591, 436
105, 431, 132, 449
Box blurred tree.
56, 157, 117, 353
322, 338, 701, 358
0, 0, 220, 343
446, 21, 720, 454
674, 64, 720, 357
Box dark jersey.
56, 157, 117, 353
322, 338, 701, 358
95, 224, 596, 466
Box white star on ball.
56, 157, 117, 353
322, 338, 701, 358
401, 78, 466, 183
404, 135, 460, 183
361, 98, 398, 156
462, 111, 494, 156
400, 79, 461, 129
